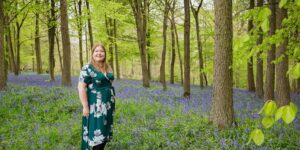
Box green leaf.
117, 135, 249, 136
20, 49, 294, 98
279, 0, 288, 8
296, 0, 300, 6
249, 129, 264, 146
275, 106, 285, 121
288, 63, 300, 79
261, 19, 269, 33
264, 100, 277, 116
262, 117, 275, 128
290, 102, 298, 114
282, 106, 296, 124
258, 102, 268, 114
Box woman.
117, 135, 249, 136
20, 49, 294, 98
78, 43, 115, 150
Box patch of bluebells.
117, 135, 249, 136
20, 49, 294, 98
4, 74, 300, 149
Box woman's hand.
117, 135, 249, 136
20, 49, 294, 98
83, 106, 89, 117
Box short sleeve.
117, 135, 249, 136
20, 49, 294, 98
79, 65, 92, 84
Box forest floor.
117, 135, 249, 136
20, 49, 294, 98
0, 73, 299, 149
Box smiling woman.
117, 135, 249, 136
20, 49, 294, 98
78, 43, 115, 150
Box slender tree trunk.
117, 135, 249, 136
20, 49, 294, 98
247, 0, 255, 91
105, 15, 114, 71
160, 0, 169, 91
191, 0, 204, 88
35, 0, 42, 74
74, 0, 83, 68
210, 0, 234, 128
85, 0, 93, 49
7, 27, 17, 74
114, 19, 120, 79
183, 0, 190, 97
264, 0, 276, 100
173, 13, 183, 86
275, 2, 290, 107
55, 30, 63, 73
16, 22, 21, 75
0, 0, 6, 90
256, 0, 264, 98
85, 22, 88, 62
48, 0, 56, 81
146, 2, 151, 81
297, 78, 300, 94
60, 0, 72, 86
170, 11, 175, 84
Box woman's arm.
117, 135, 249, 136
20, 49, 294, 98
78, 82, 89, 116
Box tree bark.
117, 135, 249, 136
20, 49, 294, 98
160, 0, 169, 91
105, 15, 114, 71
247, 0, 255, 91
210, 0, 234, 128
256, 0, 264, 98
74, 0, 83, 68
173, 13, 183, 86
129, 0, 150, 87
35, 0, 42, 74
60, 0, 72, 86
275, 2, 290, 107
48, 0, 56, 81
0, 0, 6, 90
191, 0, 204, 88
85, 0, 93, 49
170, 1, 175, 84
264, 0, 276, 100
183, 0, 190, 97
7, 27, 17, 74
55, 29, 63, 73
114, 19, 120, 79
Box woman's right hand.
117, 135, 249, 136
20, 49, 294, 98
83, 106, 89, 117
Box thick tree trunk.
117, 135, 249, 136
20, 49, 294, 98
114, 19, 120, 79
275, 3, 290, 107
85, 0, 93, 49
160, 0, 168, 91
256, 0, 264, 98
130, 0, 150, 87
35, 0, 42, 74
183, 0, 190, 97
60, 0, 72, 86
247, 0, 255, 92
264, 0, 276, 100
48, 0, 56, 81
210, 0, 234, 128
0, 0, 6, 90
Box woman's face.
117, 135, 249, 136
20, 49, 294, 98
93, 46, 105, 63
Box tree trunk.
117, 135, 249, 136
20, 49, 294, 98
173, 13, 183, 86
0, 0, 6, 90
191, 0, 204, 88
130, 0, 150, 87
210, 0, 234, 128
85, 0, 93, 49
297, 78, 300, 94
275, 3, 290, 107
147, 2, 151, 81
160, 0, 168, 90
105, 15, 114, 71
48, 0, 56, 81
170, 10, 175, 84
7, 26, 17, 74
74, 0, 83, 68
55, 29, 63, 73
16, 22, 21, 75
256, 0, 264, 98
35, 0, 42, 74
183, 0, 190, 97
60, 0, 72, 86
264, 0, 276, 100
247, 0, 255, 91
114, 19, 120, 79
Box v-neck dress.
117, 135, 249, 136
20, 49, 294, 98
79, 64, 115, 149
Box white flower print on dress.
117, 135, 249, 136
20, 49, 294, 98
90, 71, 97, 78
89, 104, 95, 114
83, 126, 89, 142
89, 129, 105, 147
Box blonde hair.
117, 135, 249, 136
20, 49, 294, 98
90, 43, 112, 73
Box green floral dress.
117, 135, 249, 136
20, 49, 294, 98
79, 64, 115, 150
